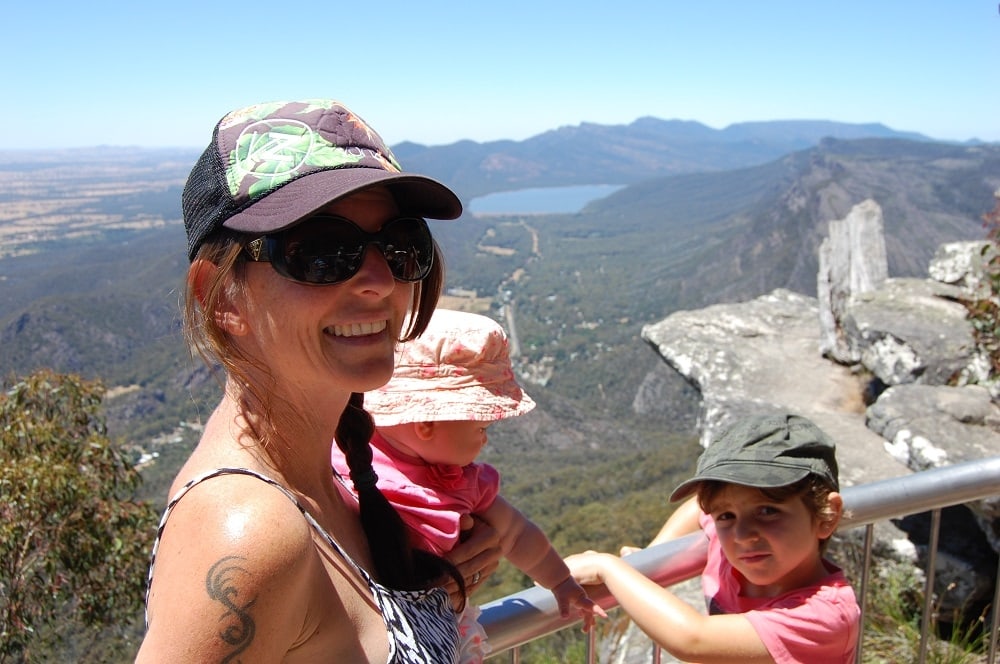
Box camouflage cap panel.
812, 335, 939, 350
669, 413, 839, 501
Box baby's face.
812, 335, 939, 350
415, 420, 491, 467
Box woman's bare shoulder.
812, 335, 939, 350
166, 470, 317, 570
142, 472, 322, 661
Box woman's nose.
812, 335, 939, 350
350, 244, 396, 293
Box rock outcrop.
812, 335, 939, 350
642, 199, 999, 486
818, 198, 889, 364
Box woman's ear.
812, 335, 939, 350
817, 491, 844, 538
188, 259, 248, 336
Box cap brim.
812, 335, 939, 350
222, 168, 462, 235
668, 478, 704, 503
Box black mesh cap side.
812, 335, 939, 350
182, 140, 239, 260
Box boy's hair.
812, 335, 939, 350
696, 474, 840, 553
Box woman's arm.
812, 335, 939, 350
137, 476, 317, 663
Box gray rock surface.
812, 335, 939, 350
642, 288, 906, 488
865, 382, 1000, 556
929, 240, 997, 299
842, 277, 978, 386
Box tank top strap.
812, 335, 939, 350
144, 467, 459, 662
144, 468, 377, 623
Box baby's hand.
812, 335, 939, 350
619, 545, 641, 556
551, 576, 607, 632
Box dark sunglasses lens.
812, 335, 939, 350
379, 218, 434, 282
276, 219, 364, 284
269, 217, 433, 285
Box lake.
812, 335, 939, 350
468, 184, 625, 216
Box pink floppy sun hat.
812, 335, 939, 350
364, 308, 535, 426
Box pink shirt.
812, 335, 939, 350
332, 432, 501, 556
699, 512, 860, 663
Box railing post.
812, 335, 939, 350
854, 523, 875, 663
917, 508, 942, 664
990, 552, 999, 664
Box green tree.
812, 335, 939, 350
0, 370, 158, 663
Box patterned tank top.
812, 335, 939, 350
145, 467, 460, 663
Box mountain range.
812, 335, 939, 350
0, 117, 997, 506
395, 118, 932, 197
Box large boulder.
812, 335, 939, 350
841, 277, 979, 386
641, 288, 904, 488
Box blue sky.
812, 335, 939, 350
6, 1, 998, 149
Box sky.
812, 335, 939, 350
5, 1, 999, 150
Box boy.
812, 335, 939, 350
566, 413, 860, 663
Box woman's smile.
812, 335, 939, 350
326, 319, 389, 338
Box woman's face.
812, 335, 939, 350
237, 187, 417, 399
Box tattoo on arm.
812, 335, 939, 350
206, 555, 256, 663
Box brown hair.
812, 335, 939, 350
697, 475, 839, 553
183, 224, 464, 598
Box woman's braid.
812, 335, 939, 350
335, 392, 464, 599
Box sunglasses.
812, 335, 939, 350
244, 214, 435, 285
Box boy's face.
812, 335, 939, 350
705, 483, 841, 598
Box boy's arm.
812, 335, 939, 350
565, 551, 774, 664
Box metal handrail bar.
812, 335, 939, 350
479, 531, 709, 656
853, 523, 876, 661
837, 456, 1000, 530
479, 455, 1000, 661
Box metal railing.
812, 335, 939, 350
479, 455, 1000, 663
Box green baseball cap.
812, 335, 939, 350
182, 99, 462, 260
669, 413, 840, 502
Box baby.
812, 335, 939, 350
333, 308, 602, 662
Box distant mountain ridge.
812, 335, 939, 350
394, 117, 933, 198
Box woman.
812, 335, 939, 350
137, 99, 500, 663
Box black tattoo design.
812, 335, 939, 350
206, 555, 256, 663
